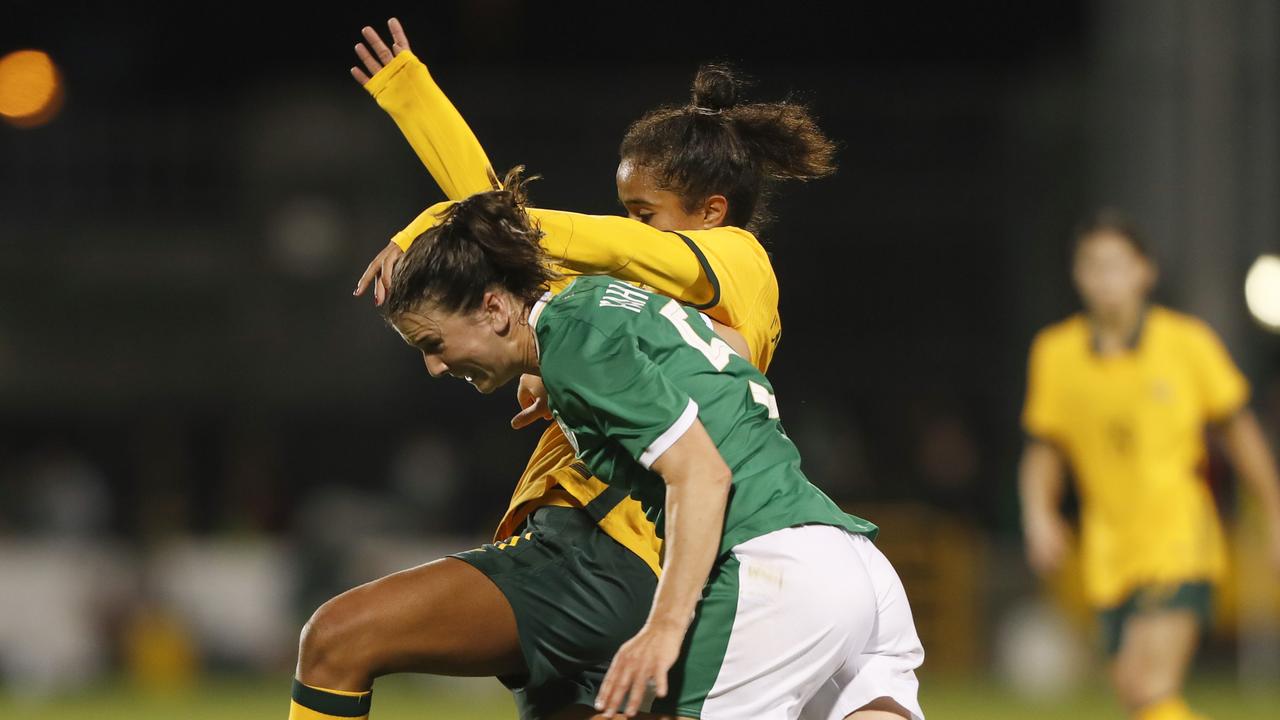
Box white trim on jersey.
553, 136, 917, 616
527, 291, 553, 329
639, 398, 699, 469
527, 291, 553, 359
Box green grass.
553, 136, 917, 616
919, 675, 1280, 719
1, 674, 1276, 719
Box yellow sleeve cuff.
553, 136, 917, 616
392, 200, 456, 252
362, 49, 422, 100
361, 49, 499, 200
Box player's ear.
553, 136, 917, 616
483, 290, 512, 333
701, 194, 729, 228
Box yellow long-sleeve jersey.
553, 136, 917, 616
365, 51, 781, 576
1023, 307, 1249, 608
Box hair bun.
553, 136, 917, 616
691, 63, 740, 113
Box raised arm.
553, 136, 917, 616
356, 203, 773, 356
353, 19, 499, 199
380, 204, 767, 323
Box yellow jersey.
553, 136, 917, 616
365, 51, 782, 576
1022, 306, 1249, 607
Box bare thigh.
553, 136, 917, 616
846, 695, 914, 719
297, 557, 524, 690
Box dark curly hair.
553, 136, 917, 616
619, 63, 838, 232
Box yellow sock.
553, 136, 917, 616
1135, 696, 1206, 720
288, 679, 371, 720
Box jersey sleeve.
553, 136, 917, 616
363, 50, 501, 200
544, 320, 698, 470
531, 210, 772, 333
390, 200, 455, 251
1022, 331, 1065, 443
1184, 319, 1250, 422
387, 204, 776, 364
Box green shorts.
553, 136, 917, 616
1098, 581, 1213, 657
452, 505, 657, 720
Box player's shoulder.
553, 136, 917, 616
1147, 306, 1232, 361
1147, 305, 1215, 340
538, 277, 648, 341
680, 226, 769, 264
1032, 313, 1088, 356
680, 225, 761, 245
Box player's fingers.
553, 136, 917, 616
654, 668, 668, 699
362, 25, 394, 65
382, 252, 401, 283
511, 398, 548, 429
511, 407, 536, 430
354, 42, 382, 77
350, 67, 372, 86
516, 385, 534, 408
623, 671, 649, 716
355, 260, 380, 296
374, 276, 385, 306
597, 663, 633, 716
389, 17, 410, 50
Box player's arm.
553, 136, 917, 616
1019, 332, 1071, 576
596, 420, 730, 717
1184, 319, 1280, 570
532, 209, 763, 331
352, 19, 500, 199
540, 322, 728, 716
1214, 410, 1280, 571
354, 200, 453, 305
1018, 438, 1071, 576
359, 205, 767, 346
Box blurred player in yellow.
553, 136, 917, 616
1019, 210, 1280, 720
286, 18, 924, 720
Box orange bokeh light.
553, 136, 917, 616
0, 49, 64, 128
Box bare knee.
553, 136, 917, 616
1110, 661, 1144, 710
1110, 611, 1198, 712
297, 586, 380, 689
1111, 657, 1177, 712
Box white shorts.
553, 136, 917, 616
656, 525, 925, 720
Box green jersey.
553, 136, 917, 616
531, 276, 876, 557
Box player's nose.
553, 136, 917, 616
422, 352, 448, 378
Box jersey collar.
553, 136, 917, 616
1088, 305, 1149, 356
527, 291, 552, 358
527, 291, 552, 329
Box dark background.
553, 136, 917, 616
1, 0, 1276, 544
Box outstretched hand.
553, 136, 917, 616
351, 18, 411, 86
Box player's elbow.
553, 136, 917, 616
688, 460, 733, 497
658, 457, 731, 498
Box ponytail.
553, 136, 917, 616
620, 63, 837, 232
384, 167, 558, 317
